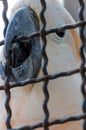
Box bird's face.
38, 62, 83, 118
45, 1, 81, 61
0, 0, 81, 82
1, 6, 42, 82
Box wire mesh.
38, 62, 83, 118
0, 0, 86, 130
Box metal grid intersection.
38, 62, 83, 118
0, 0, 86, 130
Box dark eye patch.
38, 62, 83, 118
56, 31, 65, 38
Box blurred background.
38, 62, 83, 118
64, 0, 86, 21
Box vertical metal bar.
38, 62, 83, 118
40, 0, 49, 130
2, 0, 9, 37
78, 0, 86, 130
4, 60, 12, 129
4, 78, 12, 129
2, 0, 12, 129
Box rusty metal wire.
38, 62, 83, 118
79, 0, 86, 130
2, 0, 12, 129
0, 0, 86, 130
2, 0, 9, 36
40, 1, 49, 130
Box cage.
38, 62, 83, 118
0, 0, 86, 130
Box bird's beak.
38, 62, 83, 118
1, 6, 42, 82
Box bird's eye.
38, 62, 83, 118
56, 30, 65, 38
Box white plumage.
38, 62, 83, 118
0, 0, 83, 129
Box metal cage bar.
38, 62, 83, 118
0, 0, 86, 130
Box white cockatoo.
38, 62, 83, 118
0, 0, 83, 129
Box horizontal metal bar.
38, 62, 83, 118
0, 67, 84, 91
8, 113, 86, 130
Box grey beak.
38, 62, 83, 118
3, 6, 42, 82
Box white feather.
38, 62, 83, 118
0, 0, 83, 129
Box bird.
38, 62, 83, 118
0, 0, 83, 129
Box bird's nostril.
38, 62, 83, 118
10, 40, 32, 68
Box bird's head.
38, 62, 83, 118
0, 0, 81, 82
